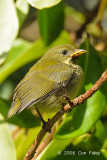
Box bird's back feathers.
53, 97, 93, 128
8, 61, 73, 118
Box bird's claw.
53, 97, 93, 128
63, 94, 73, 107
42, 118, 52, 133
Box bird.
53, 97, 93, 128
7, 44, 87, 122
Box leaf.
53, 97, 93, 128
16, 0, 29, 28
26, 0, 62, 9
0, 31, 72, 84
0, 98, 40, 128
0, 0, 19, 64
36, 138, 71, 160
101, 149, 107, 159
55, 87, 106, 139
80, 38, 107, 103
71, 120, 105, 151
0, 38, 32, 84
99, 49, 107, 70
0, 114, 17, 160
37, 121, 105, 160
0, 80, 15, 99
38, 1, 64, 45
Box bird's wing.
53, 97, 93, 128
8, 63, 73, 118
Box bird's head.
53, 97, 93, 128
44, 44, 87, 65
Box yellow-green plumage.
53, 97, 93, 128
8, 44, 86, 118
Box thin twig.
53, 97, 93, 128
34, 126, 56, 159
24, 69, 107, 160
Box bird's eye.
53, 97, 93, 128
61, 50, 68, 55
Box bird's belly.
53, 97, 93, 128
36, 92, 64, 113
36, 72, 83, 113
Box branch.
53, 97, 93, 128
24, 69, 107, 160
34, 126, 56, 159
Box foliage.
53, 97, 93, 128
0, 0, 107, 160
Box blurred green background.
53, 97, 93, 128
0, 0, 107, 160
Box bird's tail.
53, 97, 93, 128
7, 97, 21, 118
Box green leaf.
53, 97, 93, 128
80, 38, 107, 104
0, 38, 32, 84
14, 126, 41, 160
37, 121, 105, 160
16, 0, 29, 28
55, 87, 106, 139
99, 49, 107, 70
0, 98, 40, 128
38, 1, 64, 45
72, 120, 105, 151
0, 31, 72, 84
0, 80, 15, 99
36, 138, 71, 160
26, 0, 62, 9
101, 149, 107, 159
0, 0, 19, 64
0, 114, 16, 160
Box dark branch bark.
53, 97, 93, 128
24, 69, 107, 160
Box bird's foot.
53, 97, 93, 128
35, 107, 52, 132
64, 94, 72, 106
63, 94, 73, 113
42, 118, 52, 133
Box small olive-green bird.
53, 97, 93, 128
8, 44, 87, 119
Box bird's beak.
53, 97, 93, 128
70, 49, 87, 58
